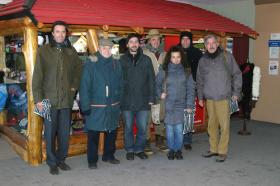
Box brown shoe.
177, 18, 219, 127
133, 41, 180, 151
202, 151, 219, 158
216, 154, 227, 162
144, 139, 154, 155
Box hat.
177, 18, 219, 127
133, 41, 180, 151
126, 33, 140, 44
99, 38, 114, 47
146, 29, 161, 39
180, 31, 193, 42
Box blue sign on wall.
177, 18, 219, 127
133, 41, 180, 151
269, 40, 280, 47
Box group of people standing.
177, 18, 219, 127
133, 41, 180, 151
32, 21, 242, 175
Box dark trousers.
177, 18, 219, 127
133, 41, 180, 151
44, 108, 71, 166
87, 129, 117, 164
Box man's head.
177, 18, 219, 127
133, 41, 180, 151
51, 21, 68, 44
98, 38, 114, 58
204, 34, 219, 54
180, 31, 193, 49
126, 33, 140, 54
146, 29, 161, 49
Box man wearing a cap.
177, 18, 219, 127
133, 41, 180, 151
179, 31, 203, 151
32, 21, 82, 175
143, 29, 168, 154
79, 38, 123, 169
120, 33, 156, 160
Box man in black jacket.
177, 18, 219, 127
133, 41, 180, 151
120, 33, 156, 160
179, 31, 202, 151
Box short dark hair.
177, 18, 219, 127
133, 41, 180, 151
51, 20, 69, 33
126, 33, 140, 45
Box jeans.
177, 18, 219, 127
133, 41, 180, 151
165, 123, 183, 151
44, 108, 71, 166
87, 130, 117, 163
123, 110, 149, 153
183, 132, 192, 145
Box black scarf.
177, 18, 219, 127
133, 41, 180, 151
50, 37, 72, 48
205, 47, 222, 59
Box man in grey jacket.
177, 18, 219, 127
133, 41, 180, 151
197, 34, 242, 162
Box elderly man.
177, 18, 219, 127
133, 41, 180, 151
79, 39, 123, 169
32, 21, 82, 175
143, 29, 168, 154
197, 34, 242, 162
120, 33, 155, 160
179, 31, 203, 151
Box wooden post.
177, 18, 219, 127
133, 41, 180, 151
0, 36, 6, 69
22, 26, 43, 165
86, 29, 99, 54
220, 32, 227, 50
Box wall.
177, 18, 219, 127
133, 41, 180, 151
251, 3, 280, 124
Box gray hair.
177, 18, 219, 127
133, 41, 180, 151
204, 34, 218, 45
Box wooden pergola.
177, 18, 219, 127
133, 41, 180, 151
0, 0, 258, 166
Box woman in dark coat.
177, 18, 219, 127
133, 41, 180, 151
79, 39, 123, 169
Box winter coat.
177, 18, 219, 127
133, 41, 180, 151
156, 63, 195, 125
120, 49, 156, 111
143, 48, 166, 75
79, 52, 123, 131
196, 48, 242, 101
32, 44, 82, 109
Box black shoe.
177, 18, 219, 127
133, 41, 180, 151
49, 165, 59, 175
216, 154, 227, 162
126, 152, 134, 160
135, 152, 148, 160
184, 144, 192, 151
57, 162, 71, 171
202, 151, 219, 158
167, 150, 175, 160
102, 158, 120, 164
88, 162, 97, 169
175, 151, 183, 160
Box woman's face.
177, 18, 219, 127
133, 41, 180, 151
170, 52, 181, 64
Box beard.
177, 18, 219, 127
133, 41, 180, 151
205, 47, 221, 59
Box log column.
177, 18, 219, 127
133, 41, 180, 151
22, 26, 43, 165
0, 36, 5, 70
87, 29, 99, 54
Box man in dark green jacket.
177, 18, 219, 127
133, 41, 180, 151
79, 39, 123, 169
32, 21, 82, 175
120, 33, 156, 161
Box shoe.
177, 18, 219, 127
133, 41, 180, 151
102, 158, 120, 164
57, 161, 71, 171
175, 151, 183, 160
135, 152, 148, 160
144, 139, 154, 155
167, 150, 175, 160
49, 165, 59, 175
202, 151, 219, 158
158, 136, 169, 152
126, 152, 134, 160
88, 162, 97, 169
184, 144, 192, 151
216, 154, 227, 162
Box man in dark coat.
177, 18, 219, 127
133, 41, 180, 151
120, 33, 156, 160
79, 38, 123, 169
32, 21, 82, 175
179, 31, 203, 151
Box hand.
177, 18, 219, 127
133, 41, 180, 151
184, 108, 192, 113
198, 100, 204, 107
232, 96, 238, 101
161, 93, 167, 100
148, 102, 153, 105
36, 102, 43, 112
71, 88, 75, 91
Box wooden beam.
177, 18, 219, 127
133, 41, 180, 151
86, 29, 99, 54
0, 36, 5, 70
22, 26, 43, 166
